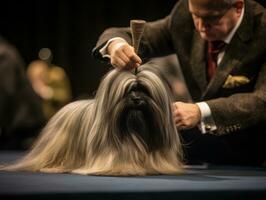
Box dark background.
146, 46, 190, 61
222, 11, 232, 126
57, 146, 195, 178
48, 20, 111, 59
0, 0, 265, 99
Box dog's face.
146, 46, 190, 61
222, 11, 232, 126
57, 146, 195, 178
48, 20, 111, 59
124, 81, 150, 110
118, 81, 162, 151
96, 68, 175, 152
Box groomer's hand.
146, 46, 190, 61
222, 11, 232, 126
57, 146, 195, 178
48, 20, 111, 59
172, 102, 201, 130
107, 40, 142, 70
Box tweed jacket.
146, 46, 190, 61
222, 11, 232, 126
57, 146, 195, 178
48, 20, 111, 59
93, 0, 266, 136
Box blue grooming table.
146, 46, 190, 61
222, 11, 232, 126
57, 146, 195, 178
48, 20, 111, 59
0, 151, 266, 200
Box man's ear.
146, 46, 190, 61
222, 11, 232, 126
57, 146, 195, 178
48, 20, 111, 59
234, 0, 244, 14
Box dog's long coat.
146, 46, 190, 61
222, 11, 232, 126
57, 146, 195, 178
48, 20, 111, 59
2, 67, 183, 176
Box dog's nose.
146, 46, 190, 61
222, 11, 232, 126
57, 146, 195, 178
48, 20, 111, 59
132, 96, 141, 105
130, 94, 146, 107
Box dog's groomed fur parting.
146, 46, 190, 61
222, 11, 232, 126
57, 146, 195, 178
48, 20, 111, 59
1, 66, 184, 176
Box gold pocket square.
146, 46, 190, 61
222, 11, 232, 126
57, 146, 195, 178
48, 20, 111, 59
223, 75, 250, 89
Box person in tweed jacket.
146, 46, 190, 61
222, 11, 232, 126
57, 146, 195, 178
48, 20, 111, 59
93, 0, 266, 165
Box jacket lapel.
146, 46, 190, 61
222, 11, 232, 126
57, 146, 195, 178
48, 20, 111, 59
201, 1, 253, 100
201, 38, 248, 100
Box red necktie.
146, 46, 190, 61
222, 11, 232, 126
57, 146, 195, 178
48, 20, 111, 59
207, 40, 226, 81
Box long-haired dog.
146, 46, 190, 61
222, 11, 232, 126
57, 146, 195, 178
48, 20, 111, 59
1, 65, 184, 176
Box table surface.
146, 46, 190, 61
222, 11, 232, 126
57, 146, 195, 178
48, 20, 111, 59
0, 151, 266, 200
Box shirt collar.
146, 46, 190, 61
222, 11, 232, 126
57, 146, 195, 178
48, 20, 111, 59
223, 7, 245, 44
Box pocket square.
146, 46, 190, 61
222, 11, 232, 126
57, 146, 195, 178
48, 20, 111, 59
223, 75, 250, 89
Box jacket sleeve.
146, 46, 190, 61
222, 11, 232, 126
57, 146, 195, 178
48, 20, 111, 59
92, 15, 175, 62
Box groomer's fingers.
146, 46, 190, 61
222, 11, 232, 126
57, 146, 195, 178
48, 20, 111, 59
108, 39, 142, 70
112, 51, 138, 70
174, 116, 181, 123
172, 103, 181, 118
172, 101, 200, 130
176, 124, 188, 130
111, 57, 127, 70
116, 50, 131, 64
123, 47, 142, 68
108, 41, 128, 68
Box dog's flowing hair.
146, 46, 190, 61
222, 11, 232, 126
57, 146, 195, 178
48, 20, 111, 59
2, 66, 183, 176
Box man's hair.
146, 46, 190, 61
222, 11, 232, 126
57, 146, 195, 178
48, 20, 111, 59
224, 0, 239, 7
201, 0, 242, 10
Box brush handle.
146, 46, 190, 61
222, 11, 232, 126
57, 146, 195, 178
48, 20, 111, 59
130, 20, 146, 54
130, 20, 146, 74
